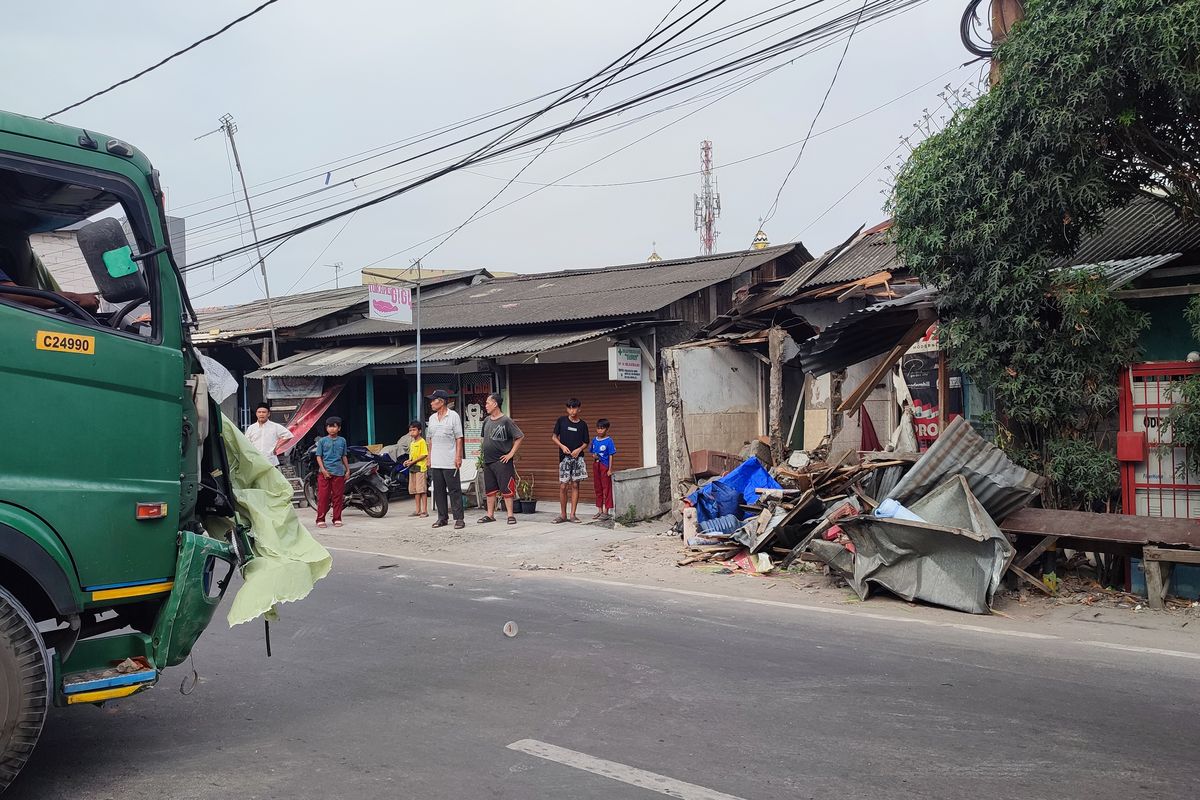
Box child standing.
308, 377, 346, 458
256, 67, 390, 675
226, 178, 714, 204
590, 419, 616, 521
315, 416, 349, 529
404, 420, 429, 518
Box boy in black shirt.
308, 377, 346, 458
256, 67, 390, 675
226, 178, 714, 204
551, 398, 589, 523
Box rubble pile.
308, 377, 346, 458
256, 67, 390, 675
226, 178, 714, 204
676, 418, 1046, 614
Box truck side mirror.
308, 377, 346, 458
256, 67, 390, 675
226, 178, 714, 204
77, 218, 149, 303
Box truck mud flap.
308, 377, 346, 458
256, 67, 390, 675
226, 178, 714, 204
152, 531, 237, 668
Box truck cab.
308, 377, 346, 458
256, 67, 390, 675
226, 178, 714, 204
0, 110, 239, 790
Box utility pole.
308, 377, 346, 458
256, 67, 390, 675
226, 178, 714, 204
411, 258, 423, 413
219, 113, 279, 362
325, 261, 344, 288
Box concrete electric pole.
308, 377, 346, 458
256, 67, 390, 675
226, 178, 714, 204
219, 113, 280, 362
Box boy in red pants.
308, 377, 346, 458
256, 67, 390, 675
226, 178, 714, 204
589, 419, 616, 521
315, 416, 349, 528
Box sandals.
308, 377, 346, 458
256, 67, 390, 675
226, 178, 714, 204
454, 520, 466, 530
478, 515, 497, 524
551, 515, 567, 524
431, 520, 449, 529
507, 516, 517, 525
569, 516, 582, 524
316, 521, 327, 529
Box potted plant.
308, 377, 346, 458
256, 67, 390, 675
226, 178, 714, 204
515, 472, 537, 514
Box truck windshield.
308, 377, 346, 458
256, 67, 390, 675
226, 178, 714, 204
0, 162, 159, 337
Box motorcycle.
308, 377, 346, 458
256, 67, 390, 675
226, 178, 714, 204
347, 445, 410, 499
300, 445, 390, 518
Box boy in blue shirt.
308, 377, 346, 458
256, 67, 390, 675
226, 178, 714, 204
315, 416, 349, 529
589, 419, 616, 521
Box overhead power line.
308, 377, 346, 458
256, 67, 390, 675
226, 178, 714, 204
44, 0, 286, 119
761, 0, 869, 226
413, 0, 711, 265
183, 0, 879, 249
187, 0, 924, 275
172, 0, 832, 217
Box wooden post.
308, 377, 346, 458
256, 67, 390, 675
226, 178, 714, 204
768, 327, 785, 465
662, 349, 692, 515
989, 0, 1025, 86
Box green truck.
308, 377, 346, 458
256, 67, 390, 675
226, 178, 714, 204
0, 110, 245, 789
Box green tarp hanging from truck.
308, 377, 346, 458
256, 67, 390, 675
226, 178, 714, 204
207, 417, 332, 626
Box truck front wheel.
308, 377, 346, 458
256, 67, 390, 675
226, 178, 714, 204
0, 586, 50, 791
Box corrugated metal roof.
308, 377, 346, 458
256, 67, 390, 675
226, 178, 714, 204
307, 245, 805, 338
774, 223, 904, 298
794, 287, 937, 375
245, 325, 635, 378
193, 269, 491, 342
1055, 196, 1200, 266
803, 224, 899, 289
198, 246, 806, 343
1089, 253, 1181, 288
793, 253, 1184, 376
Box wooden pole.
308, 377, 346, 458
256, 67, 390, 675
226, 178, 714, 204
768, 327, 785, 465
662, 349, 692, 515
989, 0, 1025, 86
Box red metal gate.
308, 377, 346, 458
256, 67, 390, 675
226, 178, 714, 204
1119, 362, 1200, 518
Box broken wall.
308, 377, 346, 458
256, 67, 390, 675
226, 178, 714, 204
673, 345, 762, 454
792, 299, 896, 451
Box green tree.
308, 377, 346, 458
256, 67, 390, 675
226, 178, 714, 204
890, 0, 1199, 508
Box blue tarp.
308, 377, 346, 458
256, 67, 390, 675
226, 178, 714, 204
687, 457, 781, 524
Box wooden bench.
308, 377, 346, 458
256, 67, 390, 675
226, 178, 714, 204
1000, 508, 1200, 598
1142, 547, 1200, 609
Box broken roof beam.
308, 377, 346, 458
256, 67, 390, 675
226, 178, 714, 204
835, 318, 930, 415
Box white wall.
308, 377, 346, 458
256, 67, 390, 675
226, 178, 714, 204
674, 345, 762, 454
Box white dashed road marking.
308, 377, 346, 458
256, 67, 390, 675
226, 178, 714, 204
507, 738, 747, 800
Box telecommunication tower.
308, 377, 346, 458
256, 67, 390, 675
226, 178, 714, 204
693, 140, 721, 255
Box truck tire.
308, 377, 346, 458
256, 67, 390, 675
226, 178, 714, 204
0, 586, 50, 791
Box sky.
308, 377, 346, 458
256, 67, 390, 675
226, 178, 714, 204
2, 0, 983, 307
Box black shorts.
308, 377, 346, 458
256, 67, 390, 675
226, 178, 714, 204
483, 460, 518, 497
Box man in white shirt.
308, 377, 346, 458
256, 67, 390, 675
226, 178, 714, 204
426, 389, 465, 529
245, 402, 293, 467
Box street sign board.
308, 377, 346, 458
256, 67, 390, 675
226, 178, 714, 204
367, 284, 413, 324
608, 345, 641, 381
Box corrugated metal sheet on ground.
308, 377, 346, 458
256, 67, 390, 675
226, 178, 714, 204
846, 475, 1013, 614
887, 416, 1047, 522
245, 326, 632, 378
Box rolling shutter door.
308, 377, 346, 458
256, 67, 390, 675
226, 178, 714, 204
508, 363, 643, 503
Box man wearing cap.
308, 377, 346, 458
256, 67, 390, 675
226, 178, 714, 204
426, 389, 465, 529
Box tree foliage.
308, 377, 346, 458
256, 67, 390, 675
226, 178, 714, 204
890, 0, 1200, 507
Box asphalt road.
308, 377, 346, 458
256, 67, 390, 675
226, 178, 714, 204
12, 549, 1200, 799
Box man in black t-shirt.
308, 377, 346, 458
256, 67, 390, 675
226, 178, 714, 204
479, 392, 524, 525
551, 398, 589, 523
